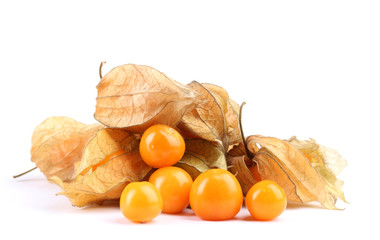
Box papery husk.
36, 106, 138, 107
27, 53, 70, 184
287, 136, 348, 203
175, 138, 227, 180
247, 135, 346, 209
30, 116, 102, 182
50, 128, 151, 207
178, 82, 241, 152
95, 64, 202, 133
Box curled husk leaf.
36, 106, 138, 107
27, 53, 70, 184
50, 128, 151, 207
201, 83, 241, 147
94, 64, 202, 132
175, 139, 227, 180
247, 135, 346, 209
178, 82, 241, 152
227, 143, 257, 195
227, 154, 256, 195
30, 116, 102, 182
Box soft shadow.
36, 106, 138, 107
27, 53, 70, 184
170, 208, 195, 217
239, 215, 284, 222
182, 214, 241, 222
240, 215, 256, 221
286, 201, 324, 210
13, 177, 46, 182
161, 208, 244, 222
80, 200, 120, 211
108, 215, 164, 225
160, 209, 200, 222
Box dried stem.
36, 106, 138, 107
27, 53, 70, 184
99, 61, 106, 79
239, 102, 253, 159
13, 166, 37, 178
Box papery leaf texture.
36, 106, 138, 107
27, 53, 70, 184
287, 136, 348, 203
247, 135, 345, 209
50, 128, 151, 207
175, 139, 227, 180
226, 143, 256, 195
95, 64, 201, 132
227, 155, 256, 195
31, 117, 102, 182
178, 82, 241, 152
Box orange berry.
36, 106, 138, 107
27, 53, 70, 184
190, 169, 243, 221
149, 166, 193, 213
245, 180, 287, 221
139, 124, 185, 168
120, 182, 163, 223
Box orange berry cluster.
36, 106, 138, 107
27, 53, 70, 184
119, 124, 287, 223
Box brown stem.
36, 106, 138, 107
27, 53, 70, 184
99, 61, 106, 79
239, 102, 253, 159
13, 166, 37, 178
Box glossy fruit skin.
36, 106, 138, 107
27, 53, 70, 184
190, 169, 243, 221
139, 124, 185, 168
245, 180, 287, 221
120, 182, 163, 223
149, 166, 193, 214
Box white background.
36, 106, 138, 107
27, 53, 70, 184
1, 0, 379, 239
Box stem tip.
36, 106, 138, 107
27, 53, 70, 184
99, 61, 106, 79
13, 166, 37, 178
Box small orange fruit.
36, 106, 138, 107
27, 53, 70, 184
139, 124, 185, 168
245, 180, 287, 221
189, 169, 243, 221
149, 166, 193, 213
119, 181, 163, 223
